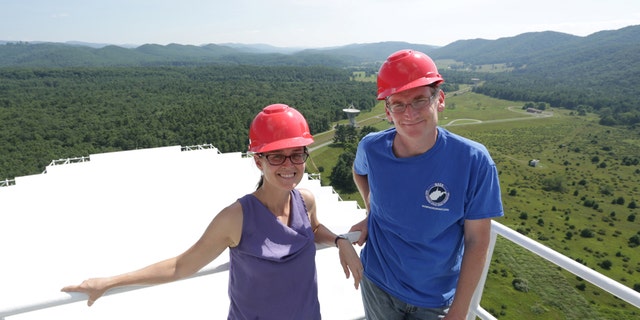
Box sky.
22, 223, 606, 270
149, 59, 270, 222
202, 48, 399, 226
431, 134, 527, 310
1, 0, 639, 48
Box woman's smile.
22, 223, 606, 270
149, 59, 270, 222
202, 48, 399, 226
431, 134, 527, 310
278, 172, 296, 179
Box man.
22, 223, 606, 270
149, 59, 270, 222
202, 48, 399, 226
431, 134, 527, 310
347, 50, 504, 320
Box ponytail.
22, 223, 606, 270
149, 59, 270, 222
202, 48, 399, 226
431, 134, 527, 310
256, 175, 264, 190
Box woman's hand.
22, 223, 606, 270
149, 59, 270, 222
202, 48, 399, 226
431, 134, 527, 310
337, 241, 364, 289
61, 277, 110, 306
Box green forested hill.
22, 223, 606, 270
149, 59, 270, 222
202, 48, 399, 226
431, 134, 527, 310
435, 25, 640, 126
2, 25, 639, 128
0, 41, 370, 68
0, 65, 376, 180
2, 25, 639, 178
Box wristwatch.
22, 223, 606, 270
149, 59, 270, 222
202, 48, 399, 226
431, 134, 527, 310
334, 234, 349, 247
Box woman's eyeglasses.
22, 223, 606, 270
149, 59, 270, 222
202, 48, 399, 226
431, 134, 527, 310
259, 152, 309, 165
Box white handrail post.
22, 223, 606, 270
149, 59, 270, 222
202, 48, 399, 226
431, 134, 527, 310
466, 221, 499, 320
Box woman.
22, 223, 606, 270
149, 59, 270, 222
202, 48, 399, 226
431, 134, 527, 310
62, 104, 363, 320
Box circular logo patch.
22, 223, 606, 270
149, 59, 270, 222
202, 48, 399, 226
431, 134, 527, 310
425, 183, 449, 207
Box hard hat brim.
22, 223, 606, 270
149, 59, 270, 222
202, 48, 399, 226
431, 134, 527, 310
377, 77, 444, 100
249, 136, 314, 153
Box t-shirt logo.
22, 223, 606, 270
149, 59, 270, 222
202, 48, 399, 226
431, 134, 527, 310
425, 183, 449, 207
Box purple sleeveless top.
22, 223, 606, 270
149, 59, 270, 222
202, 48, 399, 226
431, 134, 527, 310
228, 189, 321, 320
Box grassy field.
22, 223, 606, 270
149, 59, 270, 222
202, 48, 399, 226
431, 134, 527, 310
308, 90, 640, 319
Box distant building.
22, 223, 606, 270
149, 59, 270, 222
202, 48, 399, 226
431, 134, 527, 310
527, 108, 543, 114
529, 159, 540, 167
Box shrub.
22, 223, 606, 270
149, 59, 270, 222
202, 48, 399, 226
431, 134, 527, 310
580, 229, 595, 238
629, 235, 640, 248
542, 175, 566, 192
512, 278, 529, 292
599, 260, 612, 270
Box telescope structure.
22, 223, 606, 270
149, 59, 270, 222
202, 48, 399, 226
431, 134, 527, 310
342, 104, 360, 127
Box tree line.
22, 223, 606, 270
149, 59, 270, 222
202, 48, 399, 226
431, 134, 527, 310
0, 65, 377, 180
473, 70, 640, 127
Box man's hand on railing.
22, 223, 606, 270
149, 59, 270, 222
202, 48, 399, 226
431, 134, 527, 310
348, 217, 368, 246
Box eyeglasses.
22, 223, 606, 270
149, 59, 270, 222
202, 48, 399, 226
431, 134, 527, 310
386, 91, 438, 113
259, 152, 309, 165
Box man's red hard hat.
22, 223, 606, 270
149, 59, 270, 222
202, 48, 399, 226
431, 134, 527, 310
377, 49, 444, 100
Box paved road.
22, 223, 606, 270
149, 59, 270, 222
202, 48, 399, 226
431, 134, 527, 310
310, 105, 552, 150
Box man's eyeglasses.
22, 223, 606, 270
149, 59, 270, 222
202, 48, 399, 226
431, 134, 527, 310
386, 91, 439, 113
259, 152, 309, 166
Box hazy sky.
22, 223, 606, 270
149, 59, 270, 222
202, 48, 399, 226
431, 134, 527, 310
1, 0, 638, 48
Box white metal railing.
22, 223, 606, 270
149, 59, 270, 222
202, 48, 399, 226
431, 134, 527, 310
0, 179, 15, 188
47, 156, 91, 167
0, 262, 231, 320
0, 156, 91, 187
2, 222, 639, 319
181, 144, 220, 152
468, 220, 640, 320
43, 156, 91, 174
308, 173, 321, 180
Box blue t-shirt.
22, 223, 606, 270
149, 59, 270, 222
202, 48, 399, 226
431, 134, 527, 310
353, 127, 504, 308
229, 190, 320, 319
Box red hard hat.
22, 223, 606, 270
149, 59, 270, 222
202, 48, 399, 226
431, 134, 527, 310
376, 49, 444, 100
248, 104, 314, 153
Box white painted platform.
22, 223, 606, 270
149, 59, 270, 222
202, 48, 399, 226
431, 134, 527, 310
0, 146, 366, 319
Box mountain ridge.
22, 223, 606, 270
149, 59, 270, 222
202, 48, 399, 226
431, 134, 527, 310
2, 25, 639, 126
1, 25, 638, 68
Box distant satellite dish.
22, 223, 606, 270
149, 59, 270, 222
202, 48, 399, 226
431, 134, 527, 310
342, 104, 360, 127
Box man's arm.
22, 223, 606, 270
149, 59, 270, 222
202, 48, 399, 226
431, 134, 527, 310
349, 168, 370, 246
445, 218, 492, 320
